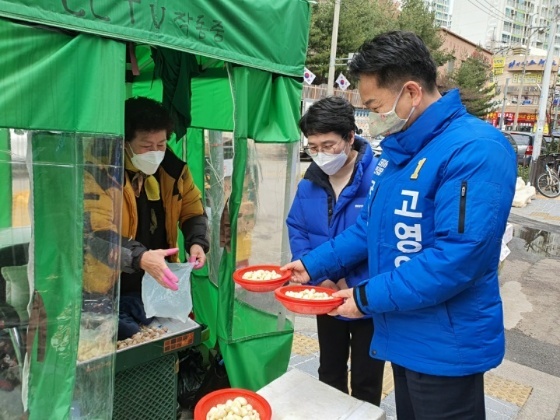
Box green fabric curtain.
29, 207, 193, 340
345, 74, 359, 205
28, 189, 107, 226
0, 19, 124, 134
186, 129, 220, 348
230, 67, 303, 143
212, 65, 296, 390
131, 47, 235, 133
190, 67, 234, 132
152, 48, 200, 140
220, 316, 293, 390
130, 47, 303, 144
0, 129, 10, 228
194, 64, 304, 143
0, 0, 311, 77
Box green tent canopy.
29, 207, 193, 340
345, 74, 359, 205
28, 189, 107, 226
0, 0, 309, 76
0, 1, 310, 417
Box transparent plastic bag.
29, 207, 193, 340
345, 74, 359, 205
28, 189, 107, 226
141, 262, 194, 322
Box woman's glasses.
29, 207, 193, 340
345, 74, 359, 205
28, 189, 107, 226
304, 138, 345, 157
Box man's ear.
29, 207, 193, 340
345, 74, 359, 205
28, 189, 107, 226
406, 82, 423, 107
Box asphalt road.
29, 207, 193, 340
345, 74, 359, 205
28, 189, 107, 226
501, 215, 560, 378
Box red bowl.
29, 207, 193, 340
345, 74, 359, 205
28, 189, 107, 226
194, 388, 272, 420
274, 285, 344, 315
233, 265, 291, 292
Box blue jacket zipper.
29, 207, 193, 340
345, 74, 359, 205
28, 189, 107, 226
459, 181, 467, 233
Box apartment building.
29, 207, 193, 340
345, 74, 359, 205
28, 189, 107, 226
451, 0, 560, 56
425, 0, 454, 28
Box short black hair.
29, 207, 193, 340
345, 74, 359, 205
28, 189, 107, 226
348, 31, 438, 93
299, 96, 355, 139
124, 96, 174, 142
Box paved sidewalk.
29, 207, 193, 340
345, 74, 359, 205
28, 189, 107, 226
287, 195, 560, 419
289, 317, 532, 420
509, 194, 560, 227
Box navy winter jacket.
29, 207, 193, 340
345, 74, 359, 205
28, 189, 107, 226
287, 136, 377, 291
301, 90, 517, 376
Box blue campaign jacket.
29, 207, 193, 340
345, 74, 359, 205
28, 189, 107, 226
301, 90, 517, 376
287, 136, 377, 292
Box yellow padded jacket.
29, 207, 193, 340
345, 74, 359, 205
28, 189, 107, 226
83, 148, 208, 293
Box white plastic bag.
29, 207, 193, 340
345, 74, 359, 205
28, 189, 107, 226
142, 262, 194, 322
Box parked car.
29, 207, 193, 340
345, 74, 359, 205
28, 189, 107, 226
501, 131, 518, 157
504, 131, 535, 166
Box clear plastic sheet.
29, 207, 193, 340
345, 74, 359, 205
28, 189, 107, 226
0, 129, 29, 420
204, 131, 299, 339
75, 133, 123, 418
231, 140, 299, 339
204, 130, 232, 287
0, 129, 123, 419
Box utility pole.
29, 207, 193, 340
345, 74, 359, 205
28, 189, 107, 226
326, 0, 341, 97
529, 5, 559, 185
555, 103, 559, 133
500, 78, 510, 131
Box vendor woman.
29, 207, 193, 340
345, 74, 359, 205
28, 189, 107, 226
83, 96, 209, 339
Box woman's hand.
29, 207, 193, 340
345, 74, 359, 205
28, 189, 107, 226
280, 260, 310, 284
140, 248, 179, 291
188, 244, 206, 269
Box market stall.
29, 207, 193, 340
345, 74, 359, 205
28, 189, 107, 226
0, 1, 311, 418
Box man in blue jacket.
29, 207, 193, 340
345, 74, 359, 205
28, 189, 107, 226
282, 31, 517, 418
287, 96, 384, 405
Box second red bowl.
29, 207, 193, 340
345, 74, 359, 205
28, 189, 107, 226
274, 285, 344, 315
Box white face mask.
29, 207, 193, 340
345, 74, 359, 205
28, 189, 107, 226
312, 150, 348, 176
368, 85, 415, 138
129, 147, 165, 175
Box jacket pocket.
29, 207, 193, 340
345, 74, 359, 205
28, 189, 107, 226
436, 303, 455, 336
458, 181, 467, 233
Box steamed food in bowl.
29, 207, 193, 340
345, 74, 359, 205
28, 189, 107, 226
285, 288, 335, 300
241, 269, 282, 281
206, 396, 261, 420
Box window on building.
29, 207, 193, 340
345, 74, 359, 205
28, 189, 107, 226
447, 59, 455, 74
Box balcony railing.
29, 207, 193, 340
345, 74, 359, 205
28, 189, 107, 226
302, 85, 364, 108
